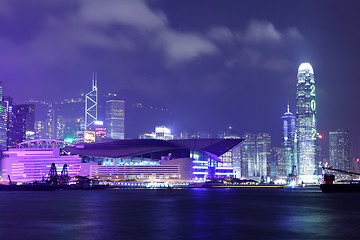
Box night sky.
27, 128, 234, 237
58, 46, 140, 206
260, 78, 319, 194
0, 0, 360, 156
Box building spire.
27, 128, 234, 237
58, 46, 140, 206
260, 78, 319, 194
287, 102, 290, 113
85, 72, 98, 130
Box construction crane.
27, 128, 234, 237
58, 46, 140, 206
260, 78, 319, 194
59, 164, 70, 185
47, 163, 58, 185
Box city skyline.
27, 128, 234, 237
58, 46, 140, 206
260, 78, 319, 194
0, 1, 359, 156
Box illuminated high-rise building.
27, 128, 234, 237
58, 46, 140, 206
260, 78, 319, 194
85, 72, 98, 130
218, 126, 241, 177
8, 104, 35, 146
295, 63, 318, 182
240, 133, 271, 180
272, 147, 286, 177
106, 100, 125, 139
256, 133, 271, 180
240, 133, 256, 177
0, 82, 7, 149
329, 130, 351, 171
3, 96, 13, 148
281, 104, 296, 176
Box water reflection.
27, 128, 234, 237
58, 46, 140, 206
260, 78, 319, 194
0, 189, 359, 239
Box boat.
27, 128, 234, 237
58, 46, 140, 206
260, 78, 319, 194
320, 167, 360, 193
320, 182, 360, 193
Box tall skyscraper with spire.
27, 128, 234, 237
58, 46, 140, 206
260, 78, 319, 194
85, 72, 98, 130
281, 104, 296, 175
295, 63, 318, 183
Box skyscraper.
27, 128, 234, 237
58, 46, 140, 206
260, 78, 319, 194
281, 104, 296, 175
85, 72, 98, 130
240, 133, 257, 177
272, 147, 286, 178
106, 100, 125, 139
239, 133, 272, 181
0, 82, 7, 149
256, 133, 271, 180
329, 130, 351, 171
3, 96, 13, 148
8, 104, 35, 146
218, 126, 241, 177
295, 63, 318, 183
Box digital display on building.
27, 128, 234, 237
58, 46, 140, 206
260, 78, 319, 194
84, 131, 96, 143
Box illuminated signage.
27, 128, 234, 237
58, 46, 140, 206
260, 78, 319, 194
65, 138, 74, 143
94, 121, 104, 126
311, 100, 316, 111
84, 131, 96, 143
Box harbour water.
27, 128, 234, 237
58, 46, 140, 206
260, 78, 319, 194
0, 187, 359, 239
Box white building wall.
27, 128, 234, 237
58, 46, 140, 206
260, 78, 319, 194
1, 148, 81, 182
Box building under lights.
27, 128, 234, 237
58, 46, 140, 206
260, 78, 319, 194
281, 104, 296, 176
295, 63, 318, 183
240, 133, 257, 178
239, 133, 272, 181
139, 126, 174, 140
8, 104, 35, 146
155, 126, 174, 140
329, 130, 351, 171
0, 82, 7, 150
256, 133, 271, 180
1, 146, 82, 182
64, 138, 242, 181
106, 100, 125, 139
0, 138, 242, 182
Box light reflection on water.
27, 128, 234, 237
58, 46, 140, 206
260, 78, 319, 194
0, 188, 359, 239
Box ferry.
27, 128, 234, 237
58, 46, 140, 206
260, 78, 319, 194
320, 167, 360, 193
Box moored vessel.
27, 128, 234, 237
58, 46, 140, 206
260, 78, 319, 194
320, 167, 360, 193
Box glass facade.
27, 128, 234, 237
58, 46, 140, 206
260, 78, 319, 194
272, 147, 286, 178
240, 133, 256, 177
281, 104, 296, 176
296, 63, 318, 182
329, 130, 351, 171
256, 133, 271, 180
0, 82, 7, 149
8, 104, 35, 146
106, 100, 125, 139
239, 133, 271, 180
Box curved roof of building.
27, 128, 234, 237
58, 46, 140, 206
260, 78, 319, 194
63, 138, 243, 160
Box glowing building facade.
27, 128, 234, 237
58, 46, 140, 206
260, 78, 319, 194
295, 63, 318, 182
239, 133, 271, 180
0, 82, 7, 149
8, 104, 35, 146
256, 133, 271, 180
329, 130, 351, 171
106, 100, 125, 139
1, 148, 81, 182
240, 133, 256, 177
155, 126, 173, 140
281, 104, 296, 176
